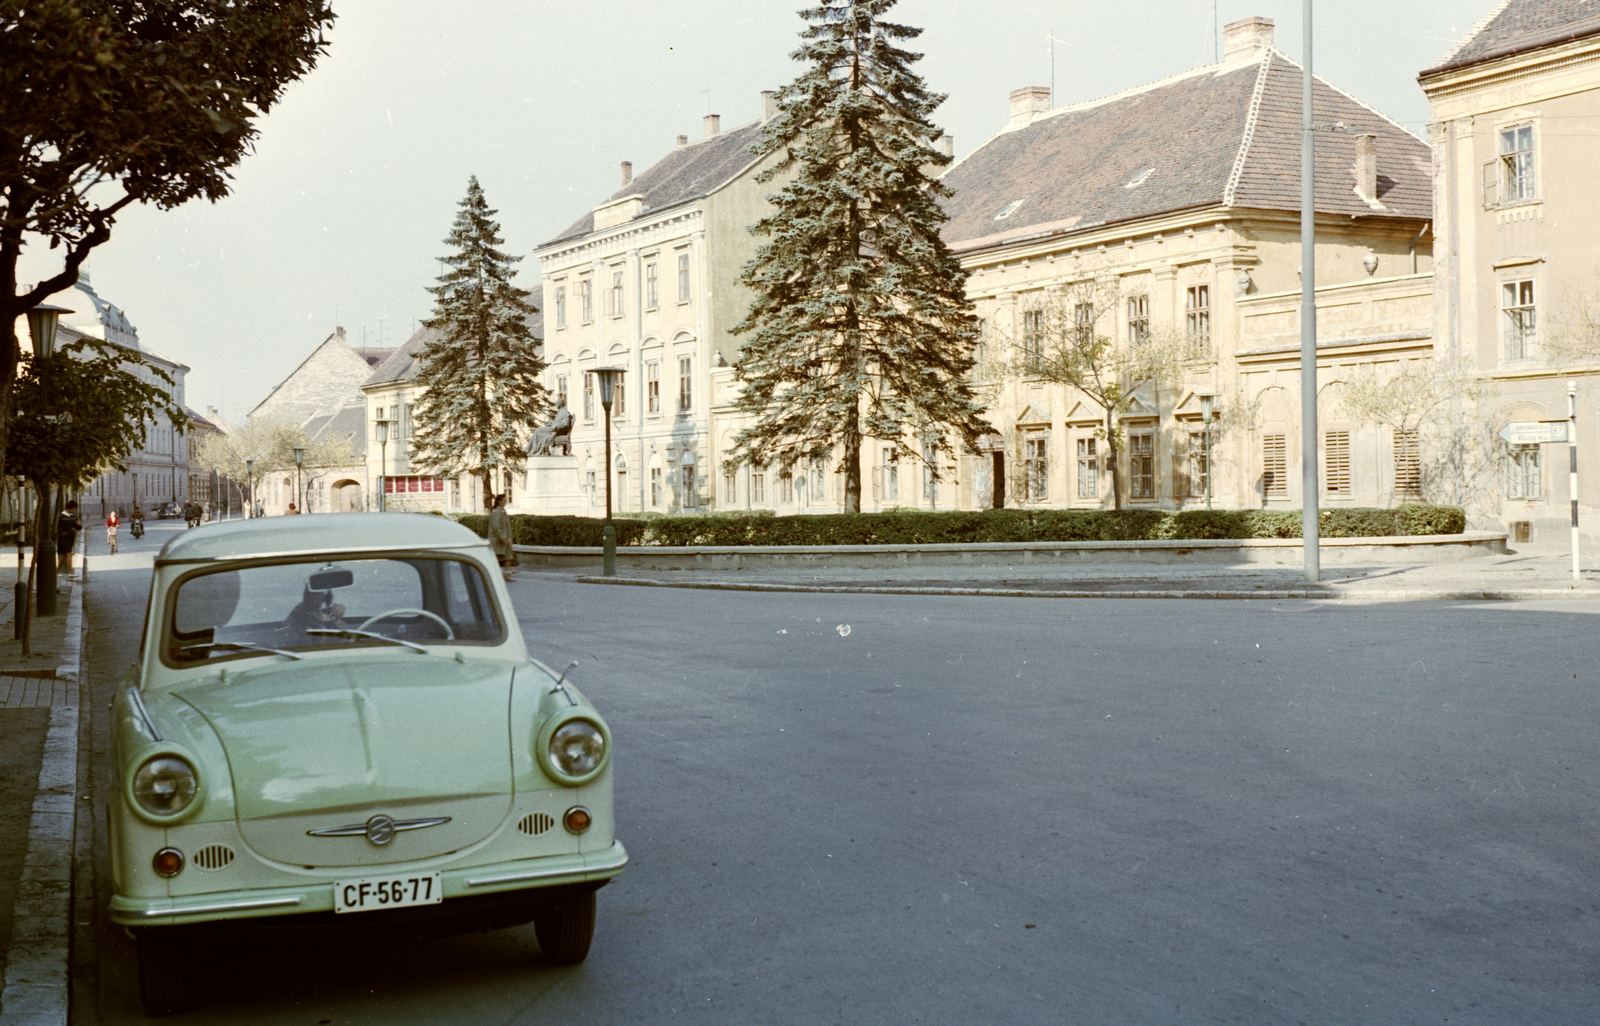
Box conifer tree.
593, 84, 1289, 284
730, 0, 988, 513
411, 177, 546, 510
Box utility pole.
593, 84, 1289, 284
1299, 0, 1321, 583
1570, 380, 1580, 584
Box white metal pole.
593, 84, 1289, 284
1570, 380, 1579, 584
1300, 0, 1320, 583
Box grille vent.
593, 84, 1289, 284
518, 813, 555, 836
193, 844, 235, 871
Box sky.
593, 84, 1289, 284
19, 0, 1483, 424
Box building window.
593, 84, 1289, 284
1021, 309, 1044, 372
583, 373, 595, 421
612, 270, 624, 316
1126, 294, 1150, 347
586, 470, 596, 503
1263, 433, 1288, 498
779, 472, 794, 503
555, 285, 567, 329
678, 357, 692, 411
579, 278, 593, 323
555, 374, 568, 410
1025, 432, 1049, 500
1185, 285, 1210, 358
1076, 438, 1098, 498
751, 470, 766, 504
1128, 431, 1154, 499
613, 376, 625, 417
646, 262, 658, 310
1506, 444, 1541, 499
1074, 302, 1095, 347
646, 361, 660, 413
1324, 430, 1351, 496
677, 251, 691, 302
401, 403, 413, 440
1185, 431, 1209, 498
1394, 429, 1421, 497
681, 459, 697, 508
878, 447, 899, 501
615, 467, 627, 512
451, 478, 461, 506
723, 470, 737, 505
1502, 279, 1536, 360
650, 467, 662, 507
1499, 123, 1535, 204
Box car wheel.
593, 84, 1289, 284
533, 891, 596, 964
135, 929, 198, 1016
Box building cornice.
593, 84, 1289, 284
536, 207, 705, 267
1420, 32, 1600, 103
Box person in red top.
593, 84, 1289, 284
106, 509, 120, 554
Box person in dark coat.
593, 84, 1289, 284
56, 500, 82, 576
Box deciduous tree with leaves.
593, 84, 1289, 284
410, 177, 546, 510
1, 1, 335, 479
190, 417, 354, 512
729, 0, 988, 513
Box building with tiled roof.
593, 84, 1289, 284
533, 94, 786, 516
927, 16, 1438, 514
1420, 0, 1600, 543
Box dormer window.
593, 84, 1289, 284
1125, 168, 1155, 189
993, 200, 1024, 221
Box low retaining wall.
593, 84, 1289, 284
514, 531, 1508, 568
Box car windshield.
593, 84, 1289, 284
165, 556, 503, 665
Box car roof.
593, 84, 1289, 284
154, 512, 488, 566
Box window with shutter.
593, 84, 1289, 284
1394, 430, 1421, 497
1324, 431, 1351, 496
1262, 434, 1288, 498
1482, 159, 1499, 209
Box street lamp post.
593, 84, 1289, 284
1198, 394, 1217, 511
27, 303, 71, 618
375, 420, 390, 512
292, 446, 305, 513
589, 368, 625, 576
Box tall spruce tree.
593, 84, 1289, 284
411, 177, 546, 510
730, 0, 988, 513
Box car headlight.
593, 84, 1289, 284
132, 755, 198, 817
547, 720, 605, 778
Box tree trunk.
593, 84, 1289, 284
1105, 413, 1123, 511
843, 420, 861, 514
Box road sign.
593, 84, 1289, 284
1498, 420, 1569, 445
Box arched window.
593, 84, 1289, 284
679, 452, 697, 509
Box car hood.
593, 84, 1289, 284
176, 657, 515, 866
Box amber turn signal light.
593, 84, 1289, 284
152, 847, 185, 877
563, 806, 591, 834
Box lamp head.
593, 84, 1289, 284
245, 458, 255, 476
293, 446, 305, 467
591, 366, 625, 409
26, 304, 73, 359
375, 419, 389, 445
1198, 393, 1216, 422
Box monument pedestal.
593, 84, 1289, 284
513, 455, 587, 516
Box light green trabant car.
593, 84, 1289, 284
110, 514, 625, 1015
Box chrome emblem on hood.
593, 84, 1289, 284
307, 814, 451, 846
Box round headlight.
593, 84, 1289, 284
548, 720, 605, 778
132, 756, 198, 816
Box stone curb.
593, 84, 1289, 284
573, 576, 1600, 603
0, 584, 83, 1026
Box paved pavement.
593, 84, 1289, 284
533, 547, 1600, 601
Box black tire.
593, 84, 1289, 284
533, 891, 596, 964
135, 929, 198, 1016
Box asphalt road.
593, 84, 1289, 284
73, 533, 1600, 1024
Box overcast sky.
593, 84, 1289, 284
21, 0, 1482, 424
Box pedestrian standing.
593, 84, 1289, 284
56, 500, 82, 577
286, 503, 300, 515
106, 509, 120, 554
487, 494, 515, 579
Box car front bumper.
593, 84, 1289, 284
110, 840, 627, 927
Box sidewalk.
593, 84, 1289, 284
535, 548, 1600, 601
0, 567, 85, 1026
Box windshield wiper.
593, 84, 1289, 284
305, 628, 429, 654
177, 640, 303, 661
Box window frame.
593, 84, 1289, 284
645, 261, 659, 310
1185, 285, 1210, 359
677, 356, 692, 412
579, 277, 593, 324
554, 284, 567, 330
646, 359, 661, 414
676, 251, 692, 303
1498, 122, 1536, 205
1505, 443, 1541, 500
1323, 429, 1351, 497
1126, 294, 1150, 348
1076, 437, 1098, 499
1262, 433, 1288, 499
1024, 431, 1049, 501
1502, 278, 1536, 361
1127, 430, 1154, 499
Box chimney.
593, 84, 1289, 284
336, 325, 345, 339
621, 161, 633, 187
761, 90, 778, 123
1008, 86, 1051, 127
676, 134, 688, 148
1354, 134, 1377, 202
703, 114, 721, 138
1222, 16, 1274, 61
938, 135, 954, 159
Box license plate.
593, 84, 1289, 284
332, 872, 443, 914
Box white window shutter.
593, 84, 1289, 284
1482, 160, 1498, 209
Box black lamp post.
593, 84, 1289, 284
375, 419, 390, 512
245, 458, 255, 518
1198, 394, 1217, 511
292, 446, 305, 512
27, 303, 71, 617
589, 367, 625, 576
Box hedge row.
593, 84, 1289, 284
456, 504, 1465, 547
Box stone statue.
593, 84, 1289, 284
528, 401, 574, 456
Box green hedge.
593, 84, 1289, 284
454, 504, 1465, 547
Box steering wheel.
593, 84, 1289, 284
358, 608, 455, 640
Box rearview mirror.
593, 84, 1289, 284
308, 568, 353, 591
